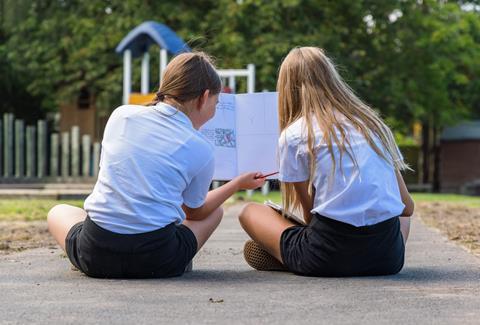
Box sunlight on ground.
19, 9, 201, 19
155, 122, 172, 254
0, 192, 479, 221
235, 191, 480, 207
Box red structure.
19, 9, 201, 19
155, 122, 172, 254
440, 121, 480, 194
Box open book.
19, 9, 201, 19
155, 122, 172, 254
264, 200, 306, 226
200, 92, 279, 180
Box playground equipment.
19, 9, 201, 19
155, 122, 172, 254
115, 21, 255, 105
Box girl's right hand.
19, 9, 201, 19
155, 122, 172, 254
233, 172, 266, 190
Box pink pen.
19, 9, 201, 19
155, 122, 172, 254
254, 171, 279, 179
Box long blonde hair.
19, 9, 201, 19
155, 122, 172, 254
277, 47, 409, 214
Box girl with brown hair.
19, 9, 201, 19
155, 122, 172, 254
48, 52, 266, 278
239, 47, 414, 276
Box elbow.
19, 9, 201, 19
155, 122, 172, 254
185, 210, 205, 221
183, 204, 205, 221
402, 200, 415, 217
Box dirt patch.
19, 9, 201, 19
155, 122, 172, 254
0, 221, 57, 255
416, 201, 480, 256
1, 202, 480, 257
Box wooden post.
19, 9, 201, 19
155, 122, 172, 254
14, 119, 25, 178
82, 135, 91, 176
37, 120, 47, 178
93, 142, 101, 178
0, 121, 2, 175
246, 189, 254, 198
3, 113, 14, 177
50, 133, 59, 177
262, 181, 270, 196
26, 125, 36, 178
71, 126, 80, 177
61, 132, 70, 177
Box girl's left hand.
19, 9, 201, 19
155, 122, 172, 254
233, 172, 266, 190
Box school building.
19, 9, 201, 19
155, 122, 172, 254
440, 120, 480, 194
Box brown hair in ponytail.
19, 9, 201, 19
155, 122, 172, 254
148, 51, 221, 109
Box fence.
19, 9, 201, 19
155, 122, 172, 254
1, 111, 425, 193
1, 113, 100, 183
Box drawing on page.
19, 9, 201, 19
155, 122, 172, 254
215, 128, 236, 148
217, 100, 235, 111
200, 128, 215, 142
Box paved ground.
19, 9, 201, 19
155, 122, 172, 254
1, 203, 479, 324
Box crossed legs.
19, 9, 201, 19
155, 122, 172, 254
183, 207, 224, 252
238, 203, 295, 263
47, 204, 87, 251
239, 202, 411, 265
47, 203, 224, 254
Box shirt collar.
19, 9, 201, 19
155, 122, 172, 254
153, 102, 194, 129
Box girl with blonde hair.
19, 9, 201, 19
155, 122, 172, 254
48, 52, 266, 278
239, 47, 414, 276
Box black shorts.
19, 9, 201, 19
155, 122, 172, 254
280, 215, 405, 277
65, 216, 197, 278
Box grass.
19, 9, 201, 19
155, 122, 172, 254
412, 193, 480, 207
235, 191, 282, 204
235, 191, 480, 207
0, 200, 84, 221
0, 192, 478, 222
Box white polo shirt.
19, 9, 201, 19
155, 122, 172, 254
84, 103, 215, 234
278, 116, 405, 227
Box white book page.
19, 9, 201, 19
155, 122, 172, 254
199, 93, 237, 180
235, 92, 279, 178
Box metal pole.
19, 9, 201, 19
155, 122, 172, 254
141, 52, 150, 94
247, 64, 255, 93
228, 76, 236, 93
160, 49, 168, 84
123, 49, 132, 105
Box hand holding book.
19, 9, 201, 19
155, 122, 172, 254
264, 200, 306, 226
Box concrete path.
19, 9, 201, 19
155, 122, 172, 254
1, 203, 479, 324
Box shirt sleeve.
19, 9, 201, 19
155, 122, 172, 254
182, 157, 215, 209
278, 134, 310, 183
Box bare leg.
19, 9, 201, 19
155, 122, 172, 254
400, 216, 411, 245
238, 203, 295, 263
183, 206, 223, 252
47, 204, 87, 251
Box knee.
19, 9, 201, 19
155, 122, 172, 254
238, 202, 261, 227
48, 204, 61, 221
209, 206, 224, 226
215, 206, 224, 219
47, 204, 69, 224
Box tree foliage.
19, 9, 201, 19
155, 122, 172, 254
1, 0, 479, 130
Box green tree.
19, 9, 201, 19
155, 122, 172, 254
2, 1, 480, 188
